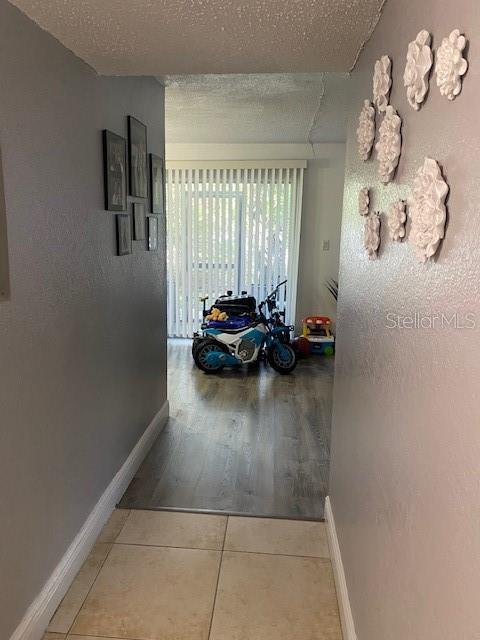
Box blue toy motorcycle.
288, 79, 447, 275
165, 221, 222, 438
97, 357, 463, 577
192, 280, 297, 374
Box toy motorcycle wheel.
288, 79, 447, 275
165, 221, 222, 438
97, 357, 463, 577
194, 341, 229, 373
191, 336, 208, 358
267, 343, 297, 374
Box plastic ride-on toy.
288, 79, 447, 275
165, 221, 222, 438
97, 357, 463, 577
192, 282, 297, 374
298, 316, 335, 356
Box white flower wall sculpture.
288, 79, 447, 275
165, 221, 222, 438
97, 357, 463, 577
358, 187, 370, 217
387, 200, 407, 241
363, 212, 381, 260
356, 100, 376, 160
375, 105, 402, 184
435, 29, 468, 100
408, 158, 449, 263
373, 56, 392, 112
403, 30, 433, 110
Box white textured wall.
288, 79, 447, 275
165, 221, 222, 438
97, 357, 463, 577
296, 145, 345, 327
0, 3, 166, 638
330, 2, 480, 640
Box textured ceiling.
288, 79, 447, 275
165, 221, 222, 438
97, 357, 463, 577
164, 73, 350, 143
9, 0, 385, 75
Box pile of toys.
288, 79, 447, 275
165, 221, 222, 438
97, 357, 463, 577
297, 315, 335, 356
199, 291, 256, 331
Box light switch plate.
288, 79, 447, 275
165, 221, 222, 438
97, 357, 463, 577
323, 240, 330, 251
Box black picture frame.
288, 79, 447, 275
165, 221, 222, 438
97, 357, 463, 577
147, 215, 158, 252
149, 153, 165, 214
103, 130, 127, 211
116, 214, 132, 256
133, 202, 146, 241
128, 116, 148, 198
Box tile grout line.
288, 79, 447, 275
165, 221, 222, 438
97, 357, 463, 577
111, 541, 225, 552
206, 515, 229, 640
65, 634, 126, 639
109, 541, 330, 561
65, 632, 144, 640
216, 548, 331, 561
123, 508, 133, 527
64, 543, 113, 637
222, 516, 229, 552
62, 511, 132, 638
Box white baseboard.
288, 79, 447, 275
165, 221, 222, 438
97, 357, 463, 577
325, 496, 357, 640
10, 400, 169, 640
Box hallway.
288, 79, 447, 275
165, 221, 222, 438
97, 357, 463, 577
44, 509, 341, 640
5, 1, 479, 639
120, 339, 334, 520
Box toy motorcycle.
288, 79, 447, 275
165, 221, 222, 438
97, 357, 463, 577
192, 280, 297, 374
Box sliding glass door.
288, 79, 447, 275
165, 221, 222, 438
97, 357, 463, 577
166, 163, 304, 337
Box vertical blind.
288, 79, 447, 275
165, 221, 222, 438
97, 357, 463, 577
166, 161, 305, 338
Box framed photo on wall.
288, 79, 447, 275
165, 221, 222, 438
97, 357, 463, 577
132, 202, 146, 241
103, 130, 127, 211
128, 116, 148, 198
116, 213, 132, 256
147, 215, 158, 251
149, 153, 165, 214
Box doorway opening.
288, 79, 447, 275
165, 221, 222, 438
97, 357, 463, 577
166, 164, 304, 336
120, 73, 346, 521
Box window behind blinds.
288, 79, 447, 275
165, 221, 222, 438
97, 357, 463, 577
166, 162, 305, 338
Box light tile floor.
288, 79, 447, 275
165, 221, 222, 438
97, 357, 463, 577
44, 509, 342, 640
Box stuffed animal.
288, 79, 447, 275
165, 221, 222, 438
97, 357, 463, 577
206, 307, 229, 322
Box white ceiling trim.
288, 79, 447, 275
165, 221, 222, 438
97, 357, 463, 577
166, 160, 307, 170
166, 143, 346, 162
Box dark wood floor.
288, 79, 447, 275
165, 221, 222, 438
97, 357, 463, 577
119, 339, 334, 520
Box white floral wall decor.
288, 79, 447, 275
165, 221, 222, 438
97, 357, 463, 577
358, 187, 370, 217
435, 29, 468, 100
356, 100, 376, 160
363, 211, 381, 260
387, 199, 407, 241
373, 55, 392, 112
403, 30, 433, 110
375, 105, 402, 184
408, 158, 449, 262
